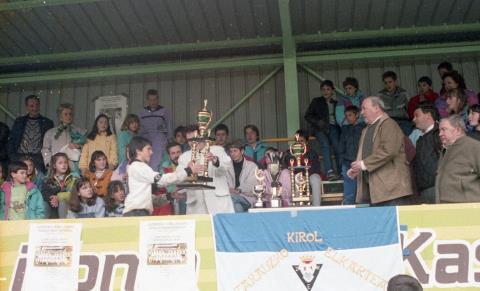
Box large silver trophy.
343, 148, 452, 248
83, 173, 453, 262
267, 151, 283, 208
289, 134, 311, 206
177, 99, 216, 190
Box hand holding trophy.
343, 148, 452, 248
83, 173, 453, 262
253, 168, 265, 208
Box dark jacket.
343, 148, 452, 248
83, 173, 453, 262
338, 122, 365, 166
7, 115, 53, 157
0, 122, 9, 163
304, 97, 336, 133
413, 125, 442, 191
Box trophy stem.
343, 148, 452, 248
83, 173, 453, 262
305, 166, 311, 205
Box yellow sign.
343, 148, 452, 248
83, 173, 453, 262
0, 215, 217, 291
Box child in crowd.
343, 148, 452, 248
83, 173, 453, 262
468, 104, 480, 141
0, 161, 45, 220
67, 178, 105, 218
19, 155, 45, 192
79, 114, 118, 174
123, 136, 199, 216
338, 105, 365, 205
105, 180, 125, 217
83, 151, 113, 197
174, 125, 190, 152
117, 114, 139, 166
42, 153, 77, 218
407, 76, 439, 120
446, 88, 469, 126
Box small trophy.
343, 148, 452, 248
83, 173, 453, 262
177, 99, 216, 190
253, 169, 265, 208
289, 134, 311, 206
267, 151, 283, 208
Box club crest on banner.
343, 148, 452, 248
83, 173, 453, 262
292, 255, 322, 291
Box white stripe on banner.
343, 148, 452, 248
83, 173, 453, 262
214, 207, 403, 291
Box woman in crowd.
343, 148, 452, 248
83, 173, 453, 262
42, 103, 86, 174
79, 114, 118, 174
436, 70, 478, 118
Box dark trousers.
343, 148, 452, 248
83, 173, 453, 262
371, 195, 413, 207
123, 209, 150, 217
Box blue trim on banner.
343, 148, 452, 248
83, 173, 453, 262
214, 207, 399, 252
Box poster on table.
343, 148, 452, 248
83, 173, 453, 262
94, 95, 128, 134
136, 220, 197, 291
22, 223, 82, 291
214, 207, 404, 291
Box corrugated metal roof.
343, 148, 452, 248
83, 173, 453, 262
1, 0, 479, 59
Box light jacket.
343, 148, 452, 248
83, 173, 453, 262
356, 114, 413, 204
226, 158, 258, 207
0, 181, 45, 220
79, 133, 118, 170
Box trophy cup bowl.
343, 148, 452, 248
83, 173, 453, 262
289, 134, 307, 168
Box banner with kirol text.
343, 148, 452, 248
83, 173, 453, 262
214, 207, 404, 291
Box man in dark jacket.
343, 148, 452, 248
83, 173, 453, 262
412, 102, 442, 203
304, 80, 340, 180
7, 95, 53, 172
0, 121, 9, 169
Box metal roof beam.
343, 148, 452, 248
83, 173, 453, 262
279, 0, 300, 138
2, 23, 479, 66
0, 0, 107, 12
1, 41, 479, 85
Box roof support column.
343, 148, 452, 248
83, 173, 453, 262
279, 0, 300, 137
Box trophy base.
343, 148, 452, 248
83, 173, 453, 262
291, 196, 311, 206
177, 182, 216, 191
196, 176, 213, 183
270, 198, 282, 208
254, 200, 264, 208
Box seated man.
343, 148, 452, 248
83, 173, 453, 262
158, 142, 186, 215
285, 129, 323, 206
214, 123, 230, 149
226, 140, 258, 212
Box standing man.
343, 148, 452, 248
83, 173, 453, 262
8, 95, 54, 172
138, 89, 171, 170
176, 125, 234, 214
412, 102, 442, 204
348, 96, 413, 206
436, 115, 480, 203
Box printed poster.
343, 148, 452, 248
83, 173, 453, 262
23, 223, 82, 291
137, 220, 197, 291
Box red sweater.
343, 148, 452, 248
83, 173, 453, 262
407, 90, 439, 120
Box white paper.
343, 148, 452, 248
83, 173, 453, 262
137, 220, 197, 291
23, 223, 82, 291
